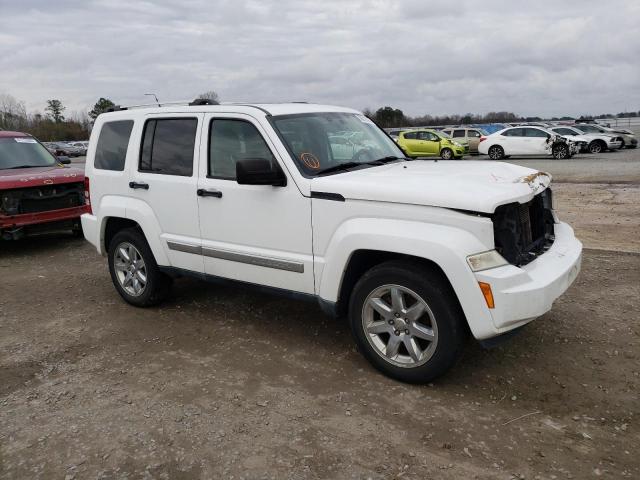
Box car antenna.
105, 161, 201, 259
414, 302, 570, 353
144, 93, 161, 106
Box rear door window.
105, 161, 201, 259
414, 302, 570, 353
403, 131, 418, 140
139, 118, 197, 176
524, 128, 549, 138
452, 129, 466, 138
503, 128, 524, 137
94, 120, 134, 171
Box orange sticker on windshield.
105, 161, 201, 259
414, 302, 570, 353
300, 152, 320, 169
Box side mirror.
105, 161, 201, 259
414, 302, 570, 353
57, 156, 71, 165
236, 158, 286, 187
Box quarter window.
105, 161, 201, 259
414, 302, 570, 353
139, 118, 197, 176
208, 119, 275, 180
94, 120, 133, 171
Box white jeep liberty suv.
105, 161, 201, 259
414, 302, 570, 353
82, 101, 582, 383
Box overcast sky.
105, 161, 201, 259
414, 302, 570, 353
1, 0, 638, 118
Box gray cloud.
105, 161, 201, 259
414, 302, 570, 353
0, 0, 638, 117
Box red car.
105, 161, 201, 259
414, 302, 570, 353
0, 131, 89, 240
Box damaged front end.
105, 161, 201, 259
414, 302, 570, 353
492, 188, 555, 266
545, 134, 578, 158
0, 182, 85, 239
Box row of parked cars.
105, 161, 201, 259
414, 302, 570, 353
387, 121, 636, 160
42, 140, 88, 157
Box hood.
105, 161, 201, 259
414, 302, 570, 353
0, 165, 85, 190
562, 134, 591, 143
310, 160, 551, 213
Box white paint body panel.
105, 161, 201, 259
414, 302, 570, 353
83, 103, 582, 342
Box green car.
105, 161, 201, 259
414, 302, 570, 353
397, 129, 469, 159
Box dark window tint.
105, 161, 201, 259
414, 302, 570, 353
452, 129, 466, 138
94, 121, 133, 171
139, 118, 197, 176
503, 128, 524, 137
524, 128, 549, 138
403, 131, 418, 140
209, 119, 275, 179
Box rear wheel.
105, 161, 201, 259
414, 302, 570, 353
108, 228, 172, 307
348, 261, 466, 383
488, 145, 504, 160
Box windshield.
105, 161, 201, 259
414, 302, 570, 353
271, 112, 405, 176
0, 137, 57, 170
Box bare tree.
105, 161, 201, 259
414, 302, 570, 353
0, 93, 27, 130
197, 90, 220, 104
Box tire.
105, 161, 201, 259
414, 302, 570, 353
588, 140, 604, 154
552, 143, 569, 160
108, 227, 172, 307
488, 145, 504, 160
348, 261, 466, 383
440, 148, 453, 160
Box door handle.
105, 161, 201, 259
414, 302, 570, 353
129, 181, 149, 190
197, 188, 222, 198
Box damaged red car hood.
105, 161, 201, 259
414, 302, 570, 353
0, 165, 85, 190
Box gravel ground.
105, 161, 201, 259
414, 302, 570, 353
1, 153, 639, 479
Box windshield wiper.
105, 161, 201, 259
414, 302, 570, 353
363, 155, 409, 165
315, 156, 410, 176
6, 165, 39, 169
315, 162, 362, 176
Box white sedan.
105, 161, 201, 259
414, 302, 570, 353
478, 126, 578, 160
550, 126, 622, 153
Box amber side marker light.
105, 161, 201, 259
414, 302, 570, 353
478, 282, 495, 309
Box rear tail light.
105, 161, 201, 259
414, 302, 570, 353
479, 136, 487, 143
84, 176, 92, 214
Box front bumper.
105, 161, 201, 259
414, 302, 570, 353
0, 205, 87, 230
473, 222, 582, 337
453, 146, 468, 156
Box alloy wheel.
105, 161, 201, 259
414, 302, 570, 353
113, 242, 147, 296
590, 142, 602, 154
361, 284, 438, 368
488, 146, 502, 160
554, 145, 568, 159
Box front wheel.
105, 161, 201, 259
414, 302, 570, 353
440, 148, 453, 160
108, 228, 172, 307
348, 261, 466, 383
588, 141, 604, 154
552, 143, 570, 159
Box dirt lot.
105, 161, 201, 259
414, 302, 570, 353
1, 178, 639, 478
